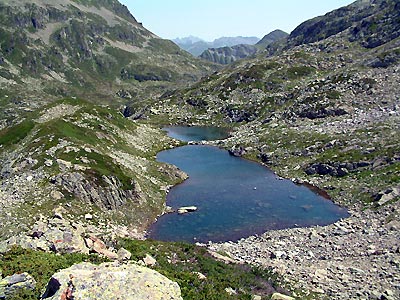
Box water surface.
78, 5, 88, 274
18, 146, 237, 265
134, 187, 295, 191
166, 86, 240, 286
163, 126, 229, 142
149, 127, 348, 243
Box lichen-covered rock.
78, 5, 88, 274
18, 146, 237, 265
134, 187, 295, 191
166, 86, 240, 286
116, 247, 132, 261
270, 293, 295, 300
41, 262, 183, 300
0, 272, 36, 299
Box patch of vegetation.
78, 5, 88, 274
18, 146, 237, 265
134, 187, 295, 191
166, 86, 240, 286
119, 239, 287, 300
0, 119, 34, 149
286, 66, 316, 79
325, 90, 342, 99
59, 149, 133, 190
0, 246, 107, 300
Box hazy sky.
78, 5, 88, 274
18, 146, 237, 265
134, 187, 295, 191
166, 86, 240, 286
119, 0, 355, 41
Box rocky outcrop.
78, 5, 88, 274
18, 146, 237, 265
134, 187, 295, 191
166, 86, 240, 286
228, 145, 246, 157
41, 262, 183, 300
51, 172, 137, 211
0, 213, 89, 254
373, 187, 400, 206
0, 272, 36, 299
200, 44, 258, 65
305, 155, 400, 178
297, 106, 348, 119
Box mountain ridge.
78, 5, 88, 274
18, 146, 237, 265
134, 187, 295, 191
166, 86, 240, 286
198, 30, 288, 65
173, 35, 260, 56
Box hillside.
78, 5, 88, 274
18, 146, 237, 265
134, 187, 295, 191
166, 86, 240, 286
0, 0, 217, 129
256, 29, 288, 49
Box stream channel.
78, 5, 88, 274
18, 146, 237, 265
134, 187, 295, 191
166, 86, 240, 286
148, 126, 349, 243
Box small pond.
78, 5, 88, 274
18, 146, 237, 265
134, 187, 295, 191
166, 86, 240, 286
148, 126, 348, 243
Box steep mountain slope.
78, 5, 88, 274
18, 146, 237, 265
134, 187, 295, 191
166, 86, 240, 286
0, 0, 217, 129
267, 0, 400, 53
174, 36, 260, 56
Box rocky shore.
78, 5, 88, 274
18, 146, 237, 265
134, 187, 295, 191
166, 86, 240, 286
209, 201, 400, 300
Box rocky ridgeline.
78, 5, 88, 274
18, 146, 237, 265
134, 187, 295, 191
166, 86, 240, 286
209, 201, 400, 300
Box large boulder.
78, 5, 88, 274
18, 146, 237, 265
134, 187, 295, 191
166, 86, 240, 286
270, 292, 295, 300
0, 272, 36, 299
228, 145, 246, 157
41, 262, 183, 300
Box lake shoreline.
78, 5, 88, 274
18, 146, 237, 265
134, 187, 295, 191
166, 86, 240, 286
148, 127, 348, 243
208, 200, 400, 299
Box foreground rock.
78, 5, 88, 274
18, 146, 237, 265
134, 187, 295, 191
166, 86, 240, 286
209, 201, 400, 300
0, 272, 36, 299
41, 262, 183, 300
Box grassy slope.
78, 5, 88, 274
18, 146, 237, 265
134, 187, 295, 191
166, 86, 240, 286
0, 98, 184, 239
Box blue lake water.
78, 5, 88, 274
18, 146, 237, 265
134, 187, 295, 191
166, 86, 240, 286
148, 127, 349, 243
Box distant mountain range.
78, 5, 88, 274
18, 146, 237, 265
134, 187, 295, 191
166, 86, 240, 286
173, 36, 260, 56
199, 30, 289, 65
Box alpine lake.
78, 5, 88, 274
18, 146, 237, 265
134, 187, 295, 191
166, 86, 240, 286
148, 126, 349, 243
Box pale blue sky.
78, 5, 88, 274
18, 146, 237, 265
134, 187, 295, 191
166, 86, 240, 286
119, 0, 355, 41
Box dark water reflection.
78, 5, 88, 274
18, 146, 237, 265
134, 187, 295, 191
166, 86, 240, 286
162, 126, 229, 142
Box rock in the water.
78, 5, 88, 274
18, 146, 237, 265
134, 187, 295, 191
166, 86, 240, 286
177, 206, 197, 214
41, 262, 183, 300
0, 272, 36, 299
270, 292, 295, 300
